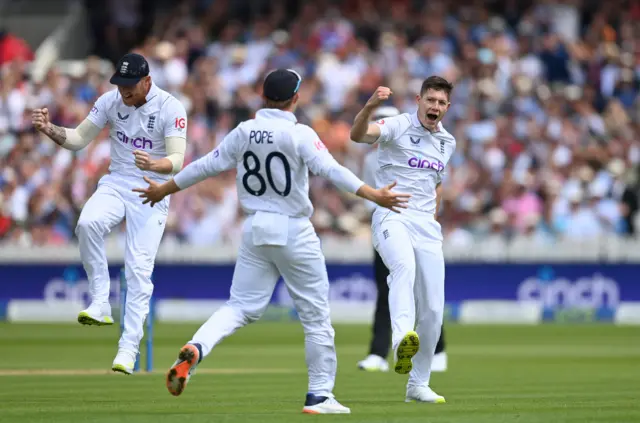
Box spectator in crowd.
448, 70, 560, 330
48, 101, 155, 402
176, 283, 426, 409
0, 28, 34, 66
0, 0, 638, 249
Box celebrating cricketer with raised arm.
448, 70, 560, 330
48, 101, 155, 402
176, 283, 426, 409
31, 53, 187, 375
357, 106, 449, 375
350, 76, 457, 404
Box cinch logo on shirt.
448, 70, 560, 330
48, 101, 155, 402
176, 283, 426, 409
408, 156, 444, 172
117, 131, 154, 149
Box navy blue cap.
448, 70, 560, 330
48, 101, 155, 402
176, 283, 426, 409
263, 69, 302, 101
110, 53, 150, 87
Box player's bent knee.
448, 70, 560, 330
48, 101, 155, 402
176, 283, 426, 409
127, 284, 154, 298
75, 216, 106, 237
226, 299, 265, 323
242, 309, 265, 323
303, 328, 335, 345
388, 259, 416, 280
419, 306, 444, 325
124, 261, 154, 279
300, 319, 335, 343
244, 314, 261, 323
123, 271, 154, 296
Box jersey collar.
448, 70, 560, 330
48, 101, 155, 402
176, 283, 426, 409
411, 112, 442, 133
130, 83, 159, 109
257, 108, 297, 123
145, 82, 160, 103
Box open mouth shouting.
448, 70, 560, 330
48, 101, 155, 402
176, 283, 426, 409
426, 112, 439, 122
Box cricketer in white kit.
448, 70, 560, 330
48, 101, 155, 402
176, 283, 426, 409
357, 106, 449, 374
350, 76, 456, 403
31, 53, 187, 374
134, 69, 410, 414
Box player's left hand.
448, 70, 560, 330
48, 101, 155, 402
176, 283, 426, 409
133, 176, 166, 207
133, 150, 154, 171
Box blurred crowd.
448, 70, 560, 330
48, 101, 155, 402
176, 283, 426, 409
1, 0, 639, 248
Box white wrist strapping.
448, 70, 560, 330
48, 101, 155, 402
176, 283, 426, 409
165, 136, 186, 173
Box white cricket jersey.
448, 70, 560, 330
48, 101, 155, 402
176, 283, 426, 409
374, 112, 456, 215
86, 83, 187, 183
173, 108, 365, 218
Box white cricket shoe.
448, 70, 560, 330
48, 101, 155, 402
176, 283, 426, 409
405, 385, 446, 403
302, 394, 351, 414
431, 352, 448, 372
112, 349, 137, 375
357, 354, 390, 372
77, 302, 114, 326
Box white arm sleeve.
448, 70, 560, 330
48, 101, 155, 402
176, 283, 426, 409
173, 127, 241, 190
165, 136, 186, 173
62, 119, 101, 151
374, 115, 404, 144
297, 126, 365, 194
161, 97, 188, 173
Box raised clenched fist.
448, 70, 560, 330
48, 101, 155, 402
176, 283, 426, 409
32, 108, 51, 132
366, 86, 392, 108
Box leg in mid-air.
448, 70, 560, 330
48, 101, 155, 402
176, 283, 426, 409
75, 184, 126, 326
358, 248, 391, 372
405, 243, 446, 403
165, 234, 280, 395
372, 217, 420, 375
112, 193, 168, 374
358, 249, 448, 373
275, 222, 350, 414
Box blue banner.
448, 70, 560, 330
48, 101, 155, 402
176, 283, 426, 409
1, 263, 638, 310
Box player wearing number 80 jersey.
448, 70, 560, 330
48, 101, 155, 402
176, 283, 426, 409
134, 69, 410, 414
234, 122, 328, 218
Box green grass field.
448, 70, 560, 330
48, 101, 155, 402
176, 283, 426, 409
0, 322, 638, 423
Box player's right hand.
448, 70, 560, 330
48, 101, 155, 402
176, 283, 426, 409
366, 86, 392, 108
373, 181, 411, 213
32, 108, 51, 132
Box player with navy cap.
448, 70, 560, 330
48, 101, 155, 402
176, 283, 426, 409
32, 52, 188, 374
134, 68, 410, 414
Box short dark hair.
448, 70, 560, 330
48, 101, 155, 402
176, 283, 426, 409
264, 97, 295, 110
420, 76, 454, 100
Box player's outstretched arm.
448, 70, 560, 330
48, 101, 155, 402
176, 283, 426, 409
298, 129, 410, 213
32, 108, 101, 151
133, 176, 181, 207
132, 152, 223, 207
350, 86, 392, 144
356, 181, 410, 213
133, 127, 241, 206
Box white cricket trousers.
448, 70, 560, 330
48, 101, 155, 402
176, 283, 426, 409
372, 208, 445, 388
75, 174, 168, 353
190, 213, 337, 397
